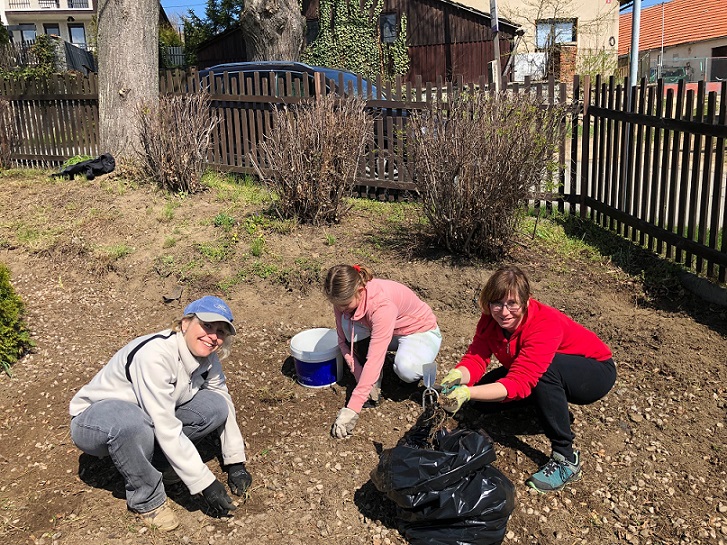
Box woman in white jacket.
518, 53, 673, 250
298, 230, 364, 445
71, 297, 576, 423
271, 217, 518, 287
69, 296, 251, 531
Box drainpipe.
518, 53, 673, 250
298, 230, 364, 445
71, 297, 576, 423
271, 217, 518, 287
629, 0, 641, 86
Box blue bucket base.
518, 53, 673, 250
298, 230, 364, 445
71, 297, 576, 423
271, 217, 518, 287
294, 357, 338, 388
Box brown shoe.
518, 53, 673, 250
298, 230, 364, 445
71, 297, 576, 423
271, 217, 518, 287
136, 501, 180, 531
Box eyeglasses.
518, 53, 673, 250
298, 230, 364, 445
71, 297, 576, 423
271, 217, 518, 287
489, 301, 522, 312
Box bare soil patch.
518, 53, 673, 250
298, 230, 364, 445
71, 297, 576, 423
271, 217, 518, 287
0, 173, 725, 545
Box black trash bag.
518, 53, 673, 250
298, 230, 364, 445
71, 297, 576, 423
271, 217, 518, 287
370, 428, 515, 545
50, 153, 115, 180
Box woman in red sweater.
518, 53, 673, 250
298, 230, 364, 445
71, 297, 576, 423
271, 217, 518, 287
440, 265, 616, 493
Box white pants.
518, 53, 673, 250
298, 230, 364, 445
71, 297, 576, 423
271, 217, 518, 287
341, 316, 442, 383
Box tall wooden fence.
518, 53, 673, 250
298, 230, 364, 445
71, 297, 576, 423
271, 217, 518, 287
577, 76, 727, 282
0, 70, 725, 281
0, 74, 98, 164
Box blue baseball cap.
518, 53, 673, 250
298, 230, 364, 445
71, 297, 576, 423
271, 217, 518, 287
184, 296, 236, 335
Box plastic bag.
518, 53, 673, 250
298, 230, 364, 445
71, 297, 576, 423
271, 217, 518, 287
50, 153, 115, 180
370, 428, 515, 545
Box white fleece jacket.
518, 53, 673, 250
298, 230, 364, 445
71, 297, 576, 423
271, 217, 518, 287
69, 330, 246, 495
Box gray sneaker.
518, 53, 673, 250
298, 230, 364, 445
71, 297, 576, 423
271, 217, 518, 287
526, 451, 582, 493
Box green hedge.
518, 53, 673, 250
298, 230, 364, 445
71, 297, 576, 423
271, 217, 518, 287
0, 263, 33, 375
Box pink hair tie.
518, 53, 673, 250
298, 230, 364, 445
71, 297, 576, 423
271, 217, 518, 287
352, 264, 361, 272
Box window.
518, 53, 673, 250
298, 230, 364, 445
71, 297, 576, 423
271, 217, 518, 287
305, 19, 319, 46
68, 23, 86, 48
18, 23, 37, 43
535, 19, 576, 50
44, 24, 61, 37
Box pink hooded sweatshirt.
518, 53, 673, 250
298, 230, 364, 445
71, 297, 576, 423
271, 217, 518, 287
334, 278, 438, 413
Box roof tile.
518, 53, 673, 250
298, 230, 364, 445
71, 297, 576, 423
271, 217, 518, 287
619, 0, 727, 56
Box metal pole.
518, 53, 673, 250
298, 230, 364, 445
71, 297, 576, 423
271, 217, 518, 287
659, 1, 665, 78
629, 0, 642, 86
490, 0, 502, 90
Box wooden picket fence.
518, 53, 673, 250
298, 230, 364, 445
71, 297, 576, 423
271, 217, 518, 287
0, 70, 725, 281
0, 74, 98, 164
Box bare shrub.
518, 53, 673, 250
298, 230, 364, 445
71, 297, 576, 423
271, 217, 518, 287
136, 93, 218, 193
408, 91, 565, 258
0, 99, 17, 169
253, 94, 373, 225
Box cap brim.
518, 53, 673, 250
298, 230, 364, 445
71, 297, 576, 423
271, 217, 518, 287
192, 312, 237, 335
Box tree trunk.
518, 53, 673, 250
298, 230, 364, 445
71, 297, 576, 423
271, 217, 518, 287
97, 0, 159, 160
240, 0, 305, 61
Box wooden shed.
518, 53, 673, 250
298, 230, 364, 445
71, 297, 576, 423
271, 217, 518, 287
304, 0, 518, 83
194, 26, 248, 70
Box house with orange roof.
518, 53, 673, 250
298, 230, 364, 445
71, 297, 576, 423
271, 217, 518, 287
619, 0, 727, 83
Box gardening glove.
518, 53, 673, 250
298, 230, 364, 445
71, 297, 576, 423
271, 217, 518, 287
344, 353, 356, 372
440, 385, 471, 414
440, 368, 464, 394
201, 478, 237, 516
331, 407, 359, 439
227, 463, 252, 496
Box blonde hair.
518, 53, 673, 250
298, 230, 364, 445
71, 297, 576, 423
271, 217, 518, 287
478, 265, 531, 315
173, 316, 233, 360
323, 264, 374, 307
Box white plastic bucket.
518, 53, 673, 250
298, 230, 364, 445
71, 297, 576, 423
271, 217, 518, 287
289, 328, 343, 388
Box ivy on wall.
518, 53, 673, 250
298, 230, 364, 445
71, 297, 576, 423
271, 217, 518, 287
302, 0, 408, 81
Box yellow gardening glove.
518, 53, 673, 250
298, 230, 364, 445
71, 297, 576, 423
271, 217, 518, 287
440, 368, 463, 394
440, 385, 471, 414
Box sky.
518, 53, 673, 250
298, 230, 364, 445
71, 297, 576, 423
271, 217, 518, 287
160, 1, 208, 21
159, 0, 672, 23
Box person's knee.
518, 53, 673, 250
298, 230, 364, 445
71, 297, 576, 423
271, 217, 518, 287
181, 390, 229, 429
392, 358, 421, 383
111, 419, 155, 445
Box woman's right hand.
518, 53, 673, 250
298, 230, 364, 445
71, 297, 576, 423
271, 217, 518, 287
440, 368, 463, 394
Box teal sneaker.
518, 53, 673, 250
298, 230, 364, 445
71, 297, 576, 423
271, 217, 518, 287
526, 451, 582, 493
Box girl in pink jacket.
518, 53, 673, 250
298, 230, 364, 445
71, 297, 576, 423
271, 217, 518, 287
324, 264, 442, 438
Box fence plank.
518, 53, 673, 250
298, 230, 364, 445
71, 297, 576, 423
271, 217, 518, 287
676, 89, 694, 264
715, 81, 727, 282
685, 84, 705, 268
638, 84, 655, 246
665, 82, 686, 260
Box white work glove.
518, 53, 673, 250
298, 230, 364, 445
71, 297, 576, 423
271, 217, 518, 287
331, 407, 359, 439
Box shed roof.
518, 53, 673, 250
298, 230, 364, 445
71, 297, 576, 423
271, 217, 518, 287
618, 0, 727, 56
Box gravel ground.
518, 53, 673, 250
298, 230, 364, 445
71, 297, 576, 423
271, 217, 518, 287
0, 173, 725, 545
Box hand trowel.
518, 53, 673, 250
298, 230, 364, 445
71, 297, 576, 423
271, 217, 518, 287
422, 362, 439, 408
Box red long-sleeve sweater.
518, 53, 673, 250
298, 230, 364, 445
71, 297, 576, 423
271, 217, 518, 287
457, 299, 612, 401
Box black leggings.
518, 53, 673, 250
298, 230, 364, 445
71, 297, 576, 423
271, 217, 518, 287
473, 355, 617, 461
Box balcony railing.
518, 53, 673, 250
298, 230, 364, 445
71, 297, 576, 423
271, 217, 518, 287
6, 0, 90, 8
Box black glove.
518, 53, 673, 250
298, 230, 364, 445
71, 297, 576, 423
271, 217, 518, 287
227, 463, 252, 496
201, 478, 237, 516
